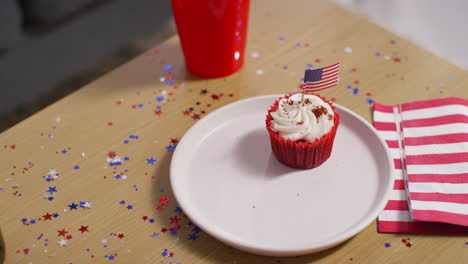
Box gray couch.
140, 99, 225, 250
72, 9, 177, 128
0, 0, 173, 114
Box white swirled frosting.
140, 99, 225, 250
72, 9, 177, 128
270, 94, 335, 142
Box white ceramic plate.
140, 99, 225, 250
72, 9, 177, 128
170, 95, 393, 257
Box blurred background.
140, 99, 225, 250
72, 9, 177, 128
0, 0, 176, 131
0, 0, 467, 132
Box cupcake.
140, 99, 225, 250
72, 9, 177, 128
265, 93, 339, 169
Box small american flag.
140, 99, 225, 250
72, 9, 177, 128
302, 62, 341, 92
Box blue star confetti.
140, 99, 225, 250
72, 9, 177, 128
385, 242, 391, 248
47, 187, 57, 194
188, 233, 199, 240
166, 145, 176, 152
68, 202, 78, 210
146, 157, 156, 164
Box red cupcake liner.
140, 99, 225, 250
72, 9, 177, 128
265, 93, 340, 169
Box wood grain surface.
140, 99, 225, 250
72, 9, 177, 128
1, 0, 468, 263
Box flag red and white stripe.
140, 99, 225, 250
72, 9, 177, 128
301, 62, 340, 92
374, 97, 468, 234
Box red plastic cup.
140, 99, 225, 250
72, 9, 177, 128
171, 0, 250, 78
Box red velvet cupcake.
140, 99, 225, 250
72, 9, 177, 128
266, 93, 339, 169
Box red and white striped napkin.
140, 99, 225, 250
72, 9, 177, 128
374, 97, 468, 234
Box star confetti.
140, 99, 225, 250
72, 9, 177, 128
166, 145, 176, 152
161, 249, 175, 257
79, 225, 89, 233
58, 229, 69, 237
68, 202, 79, 210
43, 213, 52, 220
170, 216, 181, 224
146, 157, 157, 164
57, 238, 68, 247
47, 186, 57, 194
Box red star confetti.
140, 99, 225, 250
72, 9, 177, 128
161, 228, 168, 233
155, 110, 163, 116
170, 216, 181, 224
170, 138, 179, 144
314, 58, 321, 63
160, 196, 169, 205
192, 114, 201, 120
43, 213, 52, 221
117, 233, 125, 239
79, 225, 89, 233
401, 238, 412, 247
107, 122, 113, 126
211, 94, 220, 100
354, 80, 359, 85
142, 216, 149, 221
66, 234, 73, 240
108, 152, 116, 158
394, 57, 401, 62
58, 229, 69, 237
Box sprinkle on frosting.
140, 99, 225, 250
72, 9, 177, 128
270, 94, 334, 142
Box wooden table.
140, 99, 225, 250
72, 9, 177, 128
1, 0, 468, 263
